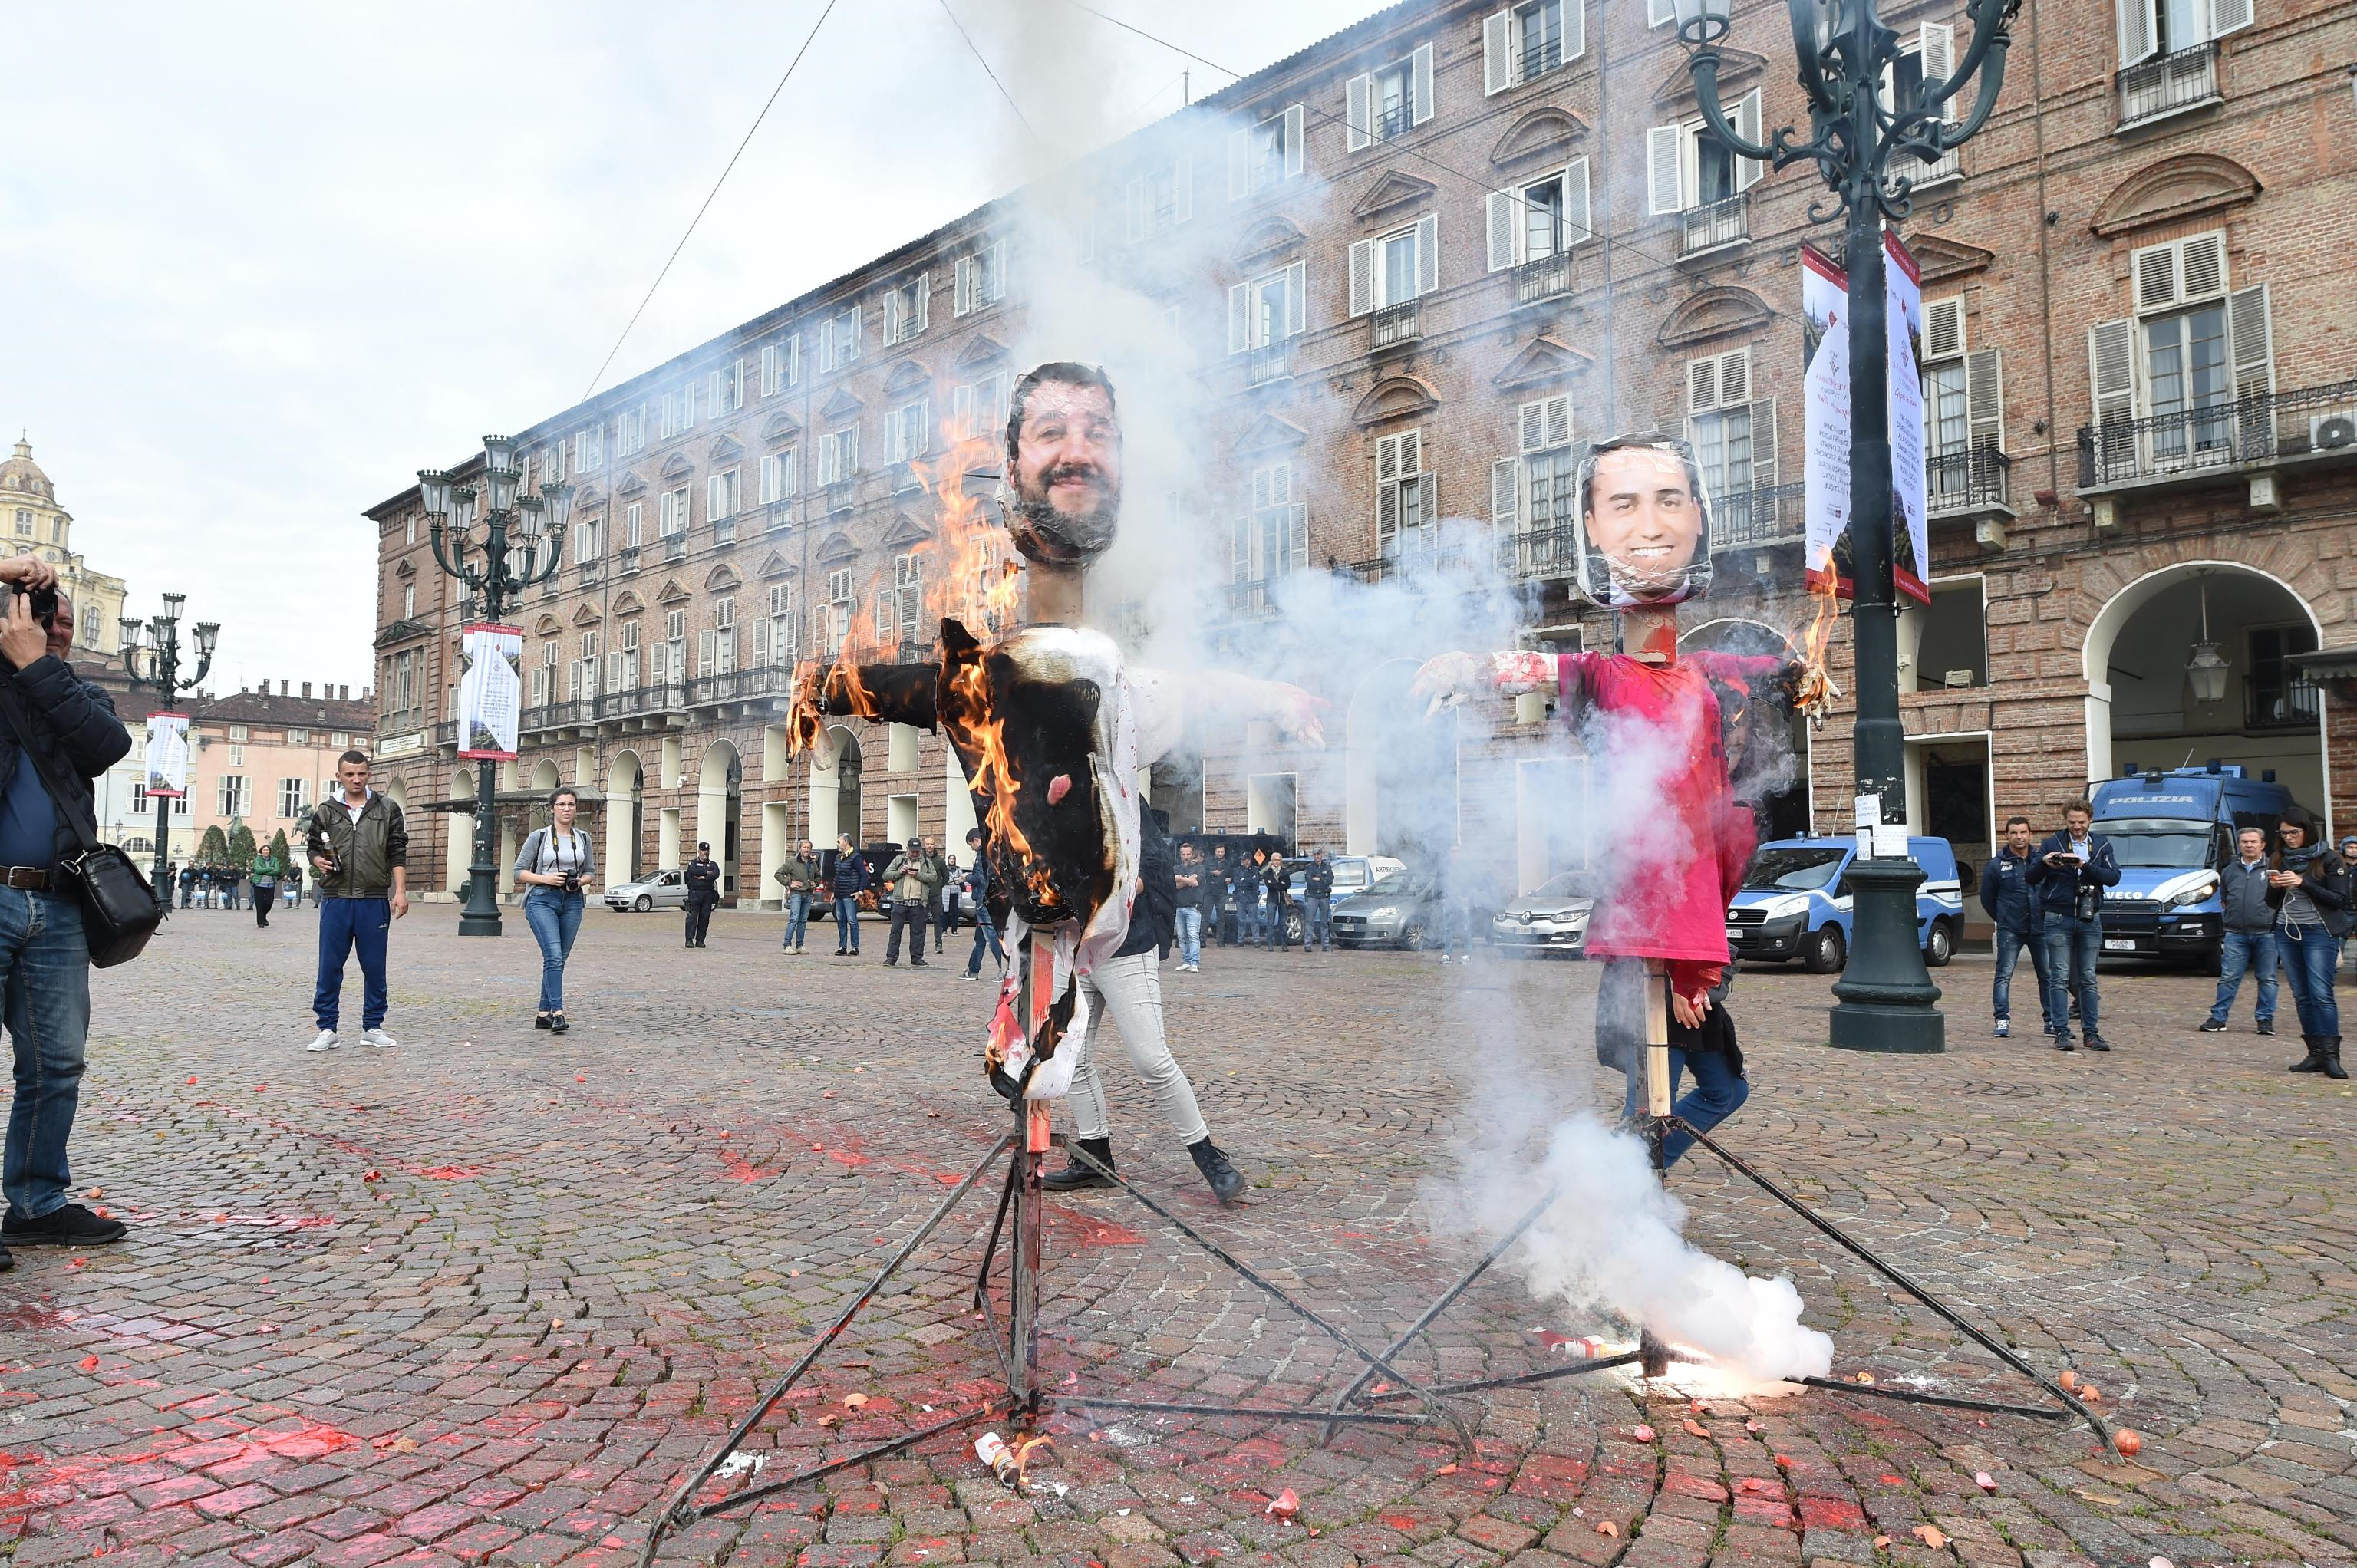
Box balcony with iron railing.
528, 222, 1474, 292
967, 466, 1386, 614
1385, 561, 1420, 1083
1513, 250, 1574, 307
1226, 576, 1283, 621
1679, 194, 1749, 259
1517, 38, 1563, 85
1495, 483, 1805, 578
1245, 340, 1294, 387
1338, 540, 1475, 585
433, 720, 457, 749
2076, 377, 2357, 492
1374, 102, 1413, 140
2247, 677, 2322, 732
688, 664, 798, 708
618, 545, 641, 574
1886, 143, 1963, 191
520, 701, 591, 735
577, 558, 603, 585
2117, 41, 2219, 129
665, 533, 688, 561
714, 516, 737, 545
1925, 444, 2013, 519
1371, 299, 1422, 351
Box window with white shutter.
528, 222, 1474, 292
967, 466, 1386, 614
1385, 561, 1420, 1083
954, 242, 1007, 315
618, 407, 648, 456
618, 621, 640, 690
817, 308, 861, 371
574, 516, 603, 562
1374, 430, 1438, 560
574, 424, 604, 469
1130, 158, 1192, 240
1482, 1, 1581, 91
1488, 159, 1592, 271
1505, 397, 1577, 549
708, 469, 739, 523
953, 372, 1010, 443
761, 335, 801, 395
2118, 0, 2252, 68
764, 583, 796, 667
1235, 463, 1308, 584
760, 450, 802, 504
884, 275, 930, 344
818, 429, 859, 486
1686, 351, 1769, 520
532, 639, 557, 707
658, 486, 690, 537
1228, 262, 1308, 353
1649, 94, 1762, 215
709, 360, 744, 415
1348, 218, 1437, 316
1229, 104, 1307, 197
888, 400, 931, 469
579, 631, 602, 699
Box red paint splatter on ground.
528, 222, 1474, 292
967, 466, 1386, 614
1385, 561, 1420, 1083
1041, 1205, 1146, 1248
717, 1148, 773, 1183
413, 1167, 481, 1181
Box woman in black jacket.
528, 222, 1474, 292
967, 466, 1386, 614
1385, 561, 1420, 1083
2270, 805, 2352, 1079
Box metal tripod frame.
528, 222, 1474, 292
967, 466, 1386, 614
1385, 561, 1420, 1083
1326, 967, 2115, 1445
636, 1101, 1475, 1567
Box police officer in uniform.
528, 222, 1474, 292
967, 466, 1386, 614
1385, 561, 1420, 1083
683, 841, 722, 948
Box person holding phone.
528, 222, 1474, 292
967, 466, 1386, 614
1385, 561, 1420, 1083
2270, 806, 2351, 1079
2026, 800, 2121, 1052
514, 787, 593, 1034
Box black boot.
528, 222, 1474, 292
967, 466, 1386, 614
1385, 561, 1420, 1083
2289, 1035, 2330, 1073
1041, 1137, 1114, 1191
2324, 1036, 2349, 1081
1188, 1138, 1246, 1204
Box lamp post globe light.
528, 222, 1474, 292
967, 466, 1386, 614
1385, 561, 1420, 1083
1672, 0, 2022, 1053
119, 595, 219, 908
419, 438, 572, 936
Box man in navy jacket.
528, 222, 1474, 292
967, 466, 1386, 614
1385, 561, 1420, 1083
2026, 800, 2121, 1052
1978, 815, 2055, 1039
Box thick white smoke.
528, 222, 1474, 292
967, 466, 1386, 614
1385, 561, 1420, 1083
948, 2, 1831, 1385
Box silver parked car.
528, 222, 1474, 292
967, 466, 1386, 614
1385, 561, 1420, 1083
1490, 872, 1593, 955
605, 868, 689, 912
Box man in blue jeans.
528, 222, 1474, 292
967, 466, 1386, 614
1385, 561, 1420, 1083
961, 828, 1005, 980
1172, 841, 1206, 971
773, 838, 819, 954
2202, 827, 2278, 1035
1300, 848, 1335, 954
0, 568, 136, 1266
302, 750, 409, 1052
2027, 800, 2120, 1052
1980, 815, 2052, 1038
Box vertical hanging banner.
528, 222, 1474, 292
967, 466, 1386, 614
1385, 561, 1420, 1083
1885, 231, 1932, 606
143, 712, 190, 797
457, 623, 524, 761
1801, 243, 1851, 594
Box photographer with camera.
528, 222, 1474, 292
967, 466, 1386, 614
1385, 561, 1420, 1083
514, 786, 594, 1035
0, 565, 136, 1263
2027, 799, 2121, 1053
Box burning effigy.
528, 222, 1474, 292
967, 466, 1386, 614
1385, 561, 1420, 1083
787, 362, 1320, 1103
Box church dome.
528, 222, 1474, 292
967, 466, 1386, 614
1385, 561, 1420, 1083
0, 439, 54, 502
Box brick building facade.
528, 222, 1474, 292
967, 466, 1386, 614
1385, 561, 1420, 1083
365, 0, 2357, 904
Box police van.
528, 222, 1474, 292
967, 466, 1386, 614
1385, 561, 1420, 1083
2085, 765, 2291, 969
1725, 835, 1966, 973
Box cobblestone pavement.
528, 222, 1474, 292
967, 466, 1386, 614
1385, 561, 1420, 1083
3, 906, 2352, 1568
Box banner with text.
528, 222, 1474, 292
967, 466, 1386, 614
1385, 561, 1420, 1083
143, 712, 190, 798
457, 624, 524, 761
1798, 236, 1933, 606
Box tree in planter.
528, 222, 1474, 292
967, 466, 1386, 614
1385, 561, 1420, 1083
196, 825, 228, 865
226, 819, 256, 871
269, 828, 291, 865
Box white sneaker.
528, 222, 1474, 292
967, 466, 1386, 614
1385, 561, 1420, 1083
305, 1029, 339, 1052
359, 1028, 398, 1050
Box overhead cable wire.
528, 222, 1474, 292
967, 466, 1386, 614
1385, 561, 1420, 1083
937, 0, 1047, 149
582, 0, 841, 401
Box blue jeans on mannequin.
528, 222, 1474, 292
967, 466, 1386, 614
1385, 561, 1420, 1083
2, 888, 91, 1223
832, 895, 861, 953
523, 888, 585, 1013
1617, 1047, 1749, 1168
314, 896, 391, 1033
2280, 922, 2341, 1036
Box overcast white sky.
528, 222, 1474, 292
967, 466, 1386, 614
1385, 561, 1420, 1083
0, 0, 1376, 696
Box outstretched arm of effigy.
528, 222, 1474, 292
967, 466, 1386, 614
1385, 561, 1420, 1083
786, 660, 941, 760
1409, 650, 1566, 715
1129, 666, 1327, 766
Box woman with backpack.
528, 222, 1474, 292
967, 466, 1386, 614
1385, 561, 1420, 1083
513, 787, 595, 1034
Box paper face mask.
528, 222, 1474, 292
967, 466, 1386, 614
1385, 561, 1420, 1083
1574, 436, 1714, 608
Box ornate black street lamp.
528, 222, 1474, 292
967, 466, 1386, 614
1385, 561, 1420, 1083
417, 436, 571, 935
119, 593, 219, 908
1672, 0, 2019, 1052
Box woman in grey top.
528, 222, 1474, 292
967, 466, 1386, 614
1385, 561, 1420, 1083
515, 787, 595, 1034
2269, 805, 2352, 1079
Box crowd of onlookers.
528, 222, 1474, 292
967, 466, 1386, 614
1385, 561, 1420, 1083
168, 858, 315, 911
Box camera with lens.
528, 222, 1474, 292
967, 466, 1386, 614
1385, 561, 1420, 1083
561, 871, 584, 895
0, 584, 60, 625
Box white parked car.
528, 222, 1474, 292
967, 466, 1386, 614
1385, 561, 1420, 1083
605, 868, 689, 912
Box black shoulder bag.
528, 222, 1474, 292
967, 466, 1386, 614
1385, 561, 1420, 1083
0, 697, 161, 967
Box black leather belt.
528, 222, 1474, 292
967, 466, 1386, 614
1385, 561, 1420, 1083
1, 866, 50, 890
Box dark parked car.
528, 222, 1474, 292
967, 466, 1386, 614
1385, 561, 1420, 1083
1329, 868, 1448, 950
